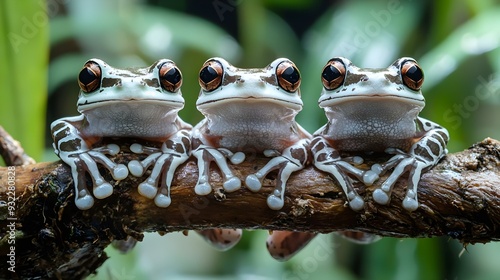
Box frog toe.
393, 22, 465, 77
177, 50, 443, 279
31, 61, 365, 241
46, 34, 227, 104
245, 174, 262, 192
370, 164, 383, 175
223, 177, 241, 192
267, 194, 284, 210
138, 182, 158, 199
230, 152, 245, 164
75, 194, 94, 210
403, 190, 419, 211
402, 197, 419, 211
372, 189, 390, 205
106, 144, 120, 155
362, 170, 379, 185
195, 182, 212, 195
94, 182, 113, 199
113, 164, 129, 180
154, 194, 172, 208
347, 193, 365, 211
128, 160, 145, 177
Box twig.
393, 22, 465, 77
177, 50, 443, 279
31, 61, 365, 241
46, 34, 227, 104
0, 126, 35, 166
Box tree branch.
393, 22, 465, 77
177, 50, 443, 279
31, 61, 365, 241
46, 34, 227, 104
1, 137, 500, 279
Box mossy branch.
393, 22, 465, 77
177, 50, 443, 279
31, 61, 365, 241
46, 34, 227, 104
1, 136, 500, 279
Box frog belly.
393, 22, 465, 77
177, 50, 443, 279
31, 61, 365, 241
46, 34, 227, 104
81, 102, 181, 139
325, 100, 421, 152
202, 102, 301, 152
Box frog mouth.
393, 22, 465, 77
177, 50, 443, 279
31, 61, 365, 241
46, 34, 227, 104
319, 94, 425, 108
78, 98, 184, 111
197, 96, 303, 111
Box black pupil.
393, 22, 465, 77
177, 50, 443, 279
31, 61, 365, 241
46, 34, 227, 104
199, 66, 219, 83
322, 65, 341, 82
405, 65, 423, 81
79, 68, 96, 84
163, 68, 181, 84
282, 66, 300, 84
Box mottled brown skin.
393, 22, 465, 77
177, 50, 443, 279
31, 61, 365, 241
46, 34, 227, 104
1, 138, 500, 279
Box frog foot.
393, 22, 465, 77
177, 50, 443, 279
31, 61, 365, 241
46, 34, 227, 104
313, 158, 370, 211
69, 145, 129, 210
192, 145, 243, 195
128, 142, 189, 208
196, 229, 243, 251
246, 143, 308, 210
372, 151, 427, 211
311, 137, 376, 211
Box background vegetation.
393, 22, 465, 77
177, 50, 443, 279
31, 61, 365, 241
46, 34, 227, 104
1, 0, 500, 279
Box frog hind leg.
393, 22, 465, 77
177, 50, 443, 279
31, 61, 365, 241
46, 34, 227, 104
266, 231, 317, 261
196, 229, 243, 251
192, 145, 243, 196
245, 139, 309, 210
372, 118, 449, 211
311, 136, 379, 211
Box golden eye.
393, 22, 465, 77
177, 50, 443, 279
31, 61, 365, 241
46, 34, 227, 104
159, 61, 182, 92
78, 61, 101, 93
321, 59, 346, 90
401, 60, 424, 91
276, 60, 301, 93
199, 60, 223, 92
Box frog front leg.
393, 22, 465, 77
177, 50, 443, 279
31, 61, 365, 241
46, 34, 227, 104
371, 118, 449, 211
51, 116, 129, 210
245, 139, 310, 210
311, 136, 379, 211
191, 139, 245, 196
127, 130, 191, 207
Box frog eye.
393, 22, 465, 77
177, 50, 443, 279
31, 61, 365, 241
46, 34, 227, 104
199, 60, 223, 92
276, 61, 301, 93
401, 60, 424, 91
78, 61, 101, 93
159, 62, 182, 92
321, 59, 346, 90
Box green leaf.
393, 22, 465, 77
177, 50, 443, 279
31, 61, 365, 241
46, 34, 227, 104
0, 1, 48, 162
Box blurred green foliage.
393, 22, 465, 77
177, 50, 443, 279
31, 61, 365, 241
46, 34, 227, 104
0, 1, 48, 161
2, 0, 500, 279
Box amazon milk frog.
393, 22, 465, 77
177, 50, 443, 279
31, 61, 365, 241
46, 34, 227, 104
311, 57, 449, 211
51, 58, 191, 210
191, 57, 311, 251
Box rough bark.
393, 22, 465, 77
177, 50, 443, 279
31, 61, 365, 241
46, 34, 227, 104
1, 138, 500, 279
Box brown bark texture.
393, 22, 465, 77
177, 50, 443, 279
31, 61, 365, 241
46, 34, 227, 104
1, 138, 500, 279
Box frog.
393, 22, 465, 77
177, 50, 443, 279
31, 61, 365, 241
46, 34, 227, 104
190, 57, 311, 252
51, 58, 191, 210
192, 57, 311, 210
311, 56, 449, 211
